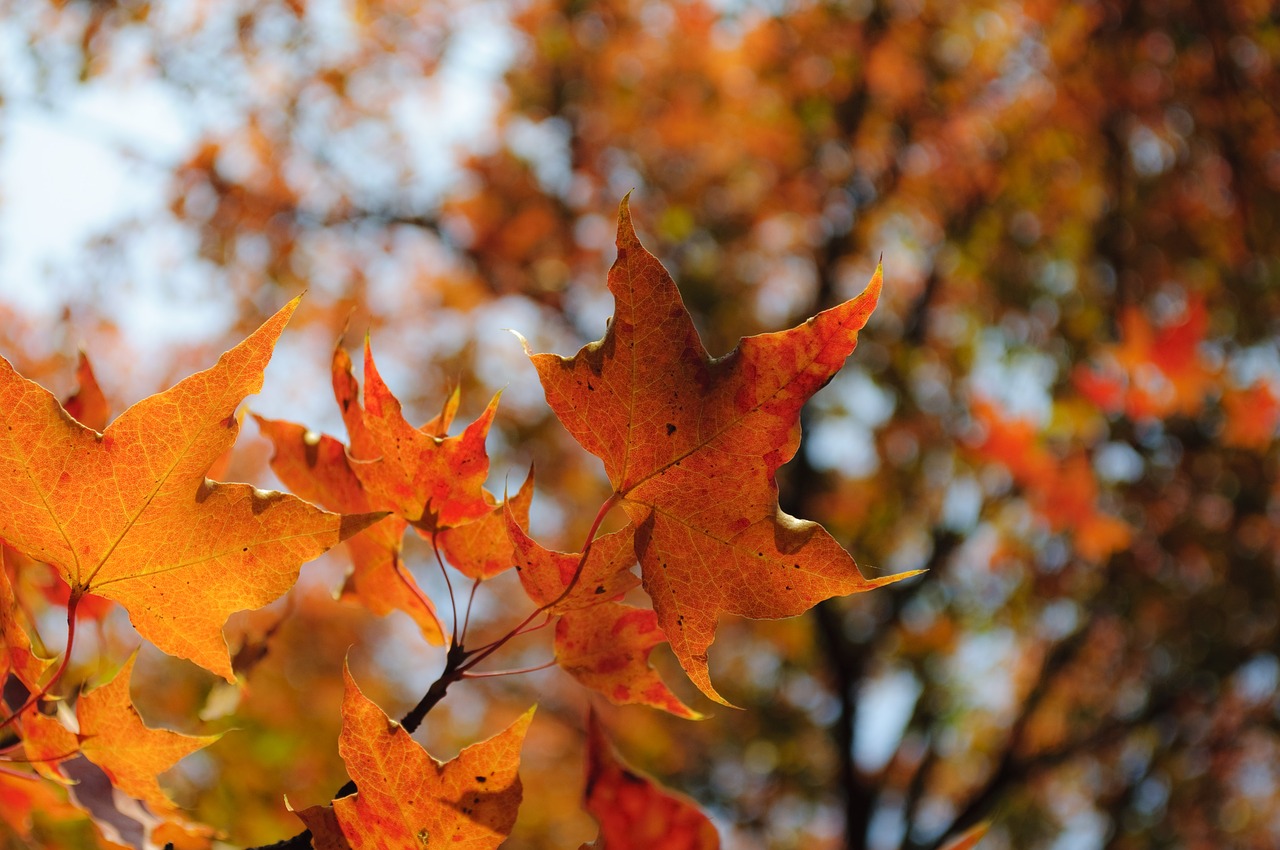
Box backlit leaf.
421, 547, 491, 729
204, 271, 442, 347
524, 200, 916, 704
0, 299, 382, 680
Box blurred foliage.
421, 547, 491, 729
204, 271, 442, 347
1, 0, 1279, 848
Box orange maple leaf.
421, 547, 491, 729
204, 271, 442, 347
288, 800, 351, 850
17, 702, 80, 786
504, 512, 694, 716
583, 709, 719, 850
253, 414, 444, 645
506, 511, 640, 613
318, 665, 533, 849
0, 299, 381, 681
522, 199, 915, 704
341, 337, 499, 534
24, 654, 217, 813
557, 603, 702, 719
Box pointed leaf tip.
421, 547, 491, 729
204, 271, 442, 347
616, 195, 640, 249
338, 511, 390, 542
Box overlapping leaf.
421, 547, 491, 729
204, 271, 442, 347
524, 200, 916, 704
439, 466, 534, 580
0, 300, 380, 680
504, 514, 695, 716
22, 654, 216, 813
63, 352, 110, 432
311, 665, 533, 849
0, 557, 48, 692
583, 710, 719, 850
343, 338, 499, 533
253, 414, 444, 644
557, 603, 701, 719
506, 512, 639, 613
343, 339, 528, 575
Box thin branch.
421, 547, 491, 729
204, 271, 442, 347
431, 537, 460, 646
460, 577, 482, 643
461, 658, 557, 679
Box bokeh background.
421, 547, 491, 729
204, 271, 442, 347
2, 1, 1280, 848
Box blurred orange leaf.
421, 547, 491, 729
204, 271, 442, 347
253, 414, 444, 645
584, 709, 719, 849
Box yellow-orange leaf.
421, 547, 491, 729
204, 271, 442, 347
326, 665, 533, 849
524, 200, 915, 704
76, 654, 218, 813
557, 603, 701, 719
17, 704, 80, 785
343, 338, 498, 533
506, 513, 639, 613
0, 299, 381, 681
253, 414, 444, 645
584, 710, 719, 850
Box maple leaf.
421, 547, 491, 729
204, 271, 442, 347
341, 337, 499, 534
583, 709, 719, 850
319, 664, 533, 849
288, 800, 352, 850
522, 199, 916, 703
16, 701, 80, 786
557, 603, 702, 719
253, 414, 444, 645
25, 654, 217, 813
5, 546, 114, 625
0, 299, 381, 681
503, 512, 695, 716
506, 511, 640, 613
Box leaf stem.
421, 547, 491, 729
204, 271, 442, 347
431, 537, 460, 646
460, 577, 481, 643
457, 492, 619, 673
461, 657, 557, 679
0, 592, 80, 733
